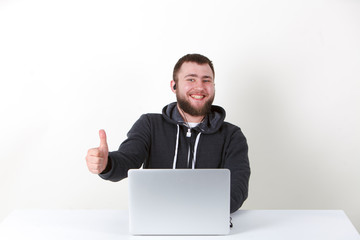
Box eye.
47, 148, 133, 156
187, 78, 195, 82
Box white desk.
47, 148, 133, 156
0, 209, 359, 240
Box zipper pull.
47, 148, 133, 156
186, 128, 191, 137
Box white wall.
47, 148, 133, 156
1, 0, 359, 232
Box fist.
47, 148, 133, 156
86, 129, 109, 174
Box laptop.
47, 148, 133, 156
128, 169, 230, 235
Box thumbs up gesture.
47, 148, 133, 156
86, 129, 109, 174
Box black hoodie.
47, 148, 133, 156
100, 102, 250, 213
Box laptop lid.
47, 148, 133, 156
128, 169, 230, 235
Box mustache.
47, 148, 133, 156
188, 90, 208, 96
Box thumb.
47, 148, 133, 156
99, 129, 108, 150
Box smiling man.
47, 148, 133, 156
172, 60, 215, 121
86, 54, 250, 213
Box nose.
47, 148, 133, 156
194, 80, 205, 89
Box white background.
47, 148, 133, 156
1, 0, 359, 233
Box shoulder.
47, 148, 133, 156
135, 113, 168, 127
221, 121, 242, 133
220, 121, 247, 140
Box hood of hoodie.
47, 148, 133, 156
162, 102, 226, 134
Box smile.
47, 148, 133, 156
190, 95, 205, 100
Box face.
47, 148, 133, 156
172, 62, 215, 117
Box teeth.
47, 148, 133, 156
191, 95, 204, 99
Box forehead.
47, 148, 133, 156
178, 62, 214, 79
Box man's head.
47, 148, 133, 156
172, 54, 215, 84
171, 54, 215, 119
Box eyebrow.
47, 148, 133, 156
184, 74, 213, 79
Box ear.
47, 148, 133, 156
170, 80, 176, 93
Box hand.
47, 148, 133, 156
86, 129, 109, 174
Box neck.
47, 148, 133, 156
177, 105, 205, 123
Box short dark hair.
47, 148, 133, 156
172, 54, 215, 82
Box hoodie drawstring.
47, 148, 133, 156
173, 124, 202, 169
172, 124, 180, 169
192, 132, 201, 169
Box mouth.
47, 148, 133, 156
190, 94, 205, 100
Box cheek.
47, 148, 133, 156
181, 85, 192, 93
177, 87, 188, 98
207, 86, 215, 95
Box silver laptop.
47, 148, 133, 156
128, 169, 230, 235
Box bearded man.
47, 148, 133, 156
85, 54, 250, 213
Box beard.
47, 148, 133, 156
176, 92, 215, 117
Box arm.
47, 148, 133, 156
99, 114, 151, 182
223, 128, 250, 213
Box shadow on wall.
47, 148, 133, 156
228, 64, 343, 209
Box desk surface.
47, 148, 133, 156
0, 209, 359, 240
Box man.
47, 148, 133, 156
86, 54, 250, 213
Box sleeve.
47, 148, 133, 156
223, 128, 251, 213
99, 114, 151, 182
